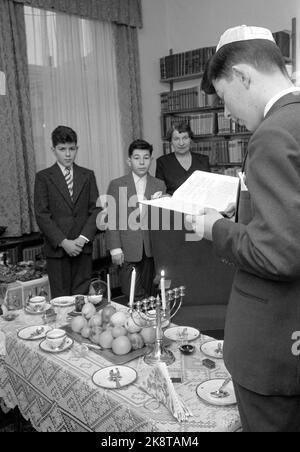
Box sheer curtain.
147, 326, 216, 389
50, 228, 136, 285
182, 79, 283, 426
25, 6, 124, 195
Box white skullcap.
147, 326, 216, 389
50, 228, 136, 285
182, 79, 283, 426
216, 25, 275, 51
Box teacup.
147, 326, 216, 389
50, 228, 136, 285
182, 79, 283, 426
46, 328, 67, 350
28, 296, 46, 311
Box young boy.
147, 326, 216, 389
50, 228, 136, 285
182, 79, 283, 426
106, 139, 166, 300
34, 125, 100, 298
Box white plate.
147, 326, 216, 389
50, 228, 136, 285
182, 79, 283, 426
164, 326, 200, 342
17, 325, 52, 341
39, 337, 73, 353
24, 302, 51, 315
200, 340, 224, 359
196, 378, 236, 406
50, 296, 75, 307
92, 365, 137, 389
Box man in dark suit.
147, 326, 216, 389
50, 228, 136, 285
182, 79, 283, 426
34, 125, 99, 298
188, 25, 300, 431
105, 139, 166, 300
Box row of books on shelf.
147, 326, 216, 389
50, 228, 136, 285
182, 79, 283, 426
160, 86, 223, 112
162, 113, 249, 137
160, 46, 215, 80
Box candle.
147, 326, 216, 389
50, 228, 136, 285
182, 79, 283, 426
107, 273, 111, 303
129, 267, 136, 308
161, 270, 166, 310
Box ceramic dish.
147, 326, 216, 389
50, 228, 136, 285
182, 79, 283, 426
196, 378, 236, 406
24, 302, 51, 315
17, 324, 52, 341
50, 296, 75, 308
200, 340, 224, 359
92, 365, 137, 389
39, 337, 73, 353
164, 326, 200, 342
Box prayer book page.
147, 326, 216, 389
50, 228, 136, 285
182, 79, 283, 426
140, 170, 239, 215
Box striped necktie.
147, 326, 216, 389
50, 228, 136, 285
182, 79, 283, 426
64, 167, 73, 199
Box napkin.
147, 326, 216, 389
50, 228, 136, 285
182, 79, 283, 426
139, 362, 193, 422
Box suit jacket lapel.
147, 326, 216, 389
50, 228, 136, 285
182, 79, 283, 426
72, 164, 88, 205
49, 163, 73, 209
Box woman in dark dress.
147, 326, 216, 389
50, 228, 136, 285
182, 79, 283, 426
155, 122, 210, 195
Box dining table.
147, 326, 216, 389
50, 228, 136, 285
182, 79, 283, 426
0, 302, 241, 433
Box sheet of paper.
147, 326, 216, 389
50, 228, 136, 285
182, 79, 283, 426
141, 170, 239, 214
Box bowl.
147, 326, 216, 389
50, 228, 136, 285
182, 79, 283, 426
87, 294, 103, 305
179, 344, 195, 355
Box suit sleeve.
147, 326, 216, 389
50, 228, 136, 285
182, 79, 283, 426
80, 171, 100, 241
212, 125, 300, 282
105, 180, 122, 252
34, 172, 66, 248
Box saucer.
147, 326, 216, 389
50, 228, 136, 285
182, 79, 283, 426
39, 337, 73, 353
164, 326, 200, 342
200, 340, 224, 359
196, 378, 236, 406
17, 324, 52, 341
92, 365, 137, 389
50, 296, 75, 308
24, 303, 51, 315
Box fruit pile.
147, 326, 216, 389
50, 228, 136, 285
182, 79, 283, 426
70, 303, 156, 356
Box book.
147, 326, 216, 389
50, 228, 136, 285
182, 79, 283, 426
140, 170, 239, 215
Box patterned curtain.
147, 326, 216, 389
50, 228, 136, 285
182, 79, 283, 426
13, 0, 143, 27
114, 24, 143, 154
0, 0, 37, 237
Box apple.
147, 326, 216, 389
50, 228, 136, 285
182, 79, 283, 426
81, 302, 96, 320
128, 332, 144, 350
140, 326, 156, 344
71, 316, 88, 333
89, 326, 103, 344
88, 313, 103, 328
125, 316, 142, 334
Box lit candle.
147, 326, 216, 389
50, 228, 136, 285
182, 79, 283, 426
107, 272, 111, 303
129, 267, 136, 308
161, 270, 166, 310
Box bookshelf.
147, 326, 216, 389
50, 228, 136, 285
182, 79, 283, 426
159, 19, 297, 177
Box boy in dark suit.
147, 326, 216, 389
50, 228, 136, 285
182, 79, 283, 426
106, 139, 166, 300
34, 125, 100, 298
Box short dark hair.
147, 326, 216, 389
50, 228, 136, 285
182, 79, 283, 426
128, 139, 153, 157
166, 121, 194, 142
51, 125, 78, 147
201, 40, 289, 94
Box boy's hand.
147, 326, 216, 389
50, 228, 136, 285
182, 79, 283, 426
61, 239, 82, 257
111, 252, 124, 266
74, 236, 87, 248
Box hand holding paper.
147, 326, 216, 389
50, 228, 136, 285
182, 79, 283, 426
186, 208, 223, 241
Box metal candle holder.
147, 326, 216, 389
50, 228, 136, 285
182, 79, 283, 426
128, 286, 186, 366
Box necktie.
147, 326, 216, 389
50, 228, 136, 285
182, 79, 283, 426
64, 167, 73, 199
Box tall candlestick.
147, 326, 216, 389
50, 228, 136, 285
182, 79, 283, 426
129, 267, 136, 308
107, 273, 111, 303
161, 270, 166, 310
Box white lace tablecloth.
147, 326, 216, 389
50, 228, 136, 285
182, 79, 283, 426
0, 307, 241, 432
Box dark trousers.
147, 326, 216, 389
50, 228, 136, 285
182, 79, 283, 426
234, 381, 300, 432
47, 253, 93, 298
120, 253, 155, 301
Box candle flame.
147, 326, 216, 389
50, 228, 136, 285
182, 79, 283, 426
161, 270, 165, 277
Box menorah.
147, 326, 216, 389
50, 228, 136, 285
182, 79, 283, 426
128, 286, 186, 366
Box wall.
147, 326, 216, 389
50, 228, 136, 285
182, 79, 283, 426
138, 0, 300, 171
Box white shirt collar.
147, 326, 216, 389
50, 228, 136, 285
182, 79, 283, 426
264, 87, 300, 117
132, 172, 147, 185
57, 161, 73, 175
